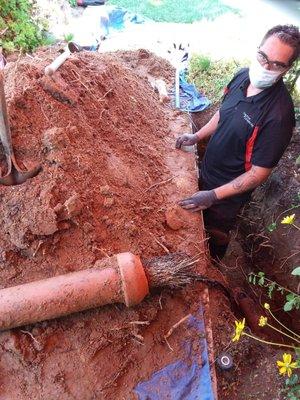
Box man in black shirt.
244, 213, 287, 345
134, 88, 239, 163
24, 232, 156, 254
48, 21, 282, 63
176, 25, 299, 259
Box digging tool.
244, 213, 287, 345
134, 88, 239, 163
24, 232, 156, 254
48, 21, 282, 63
44, 41, 82, 76
0, 73, 41, 186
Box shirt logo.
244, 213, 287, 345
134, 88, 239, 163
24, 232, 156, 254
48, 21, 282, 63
243, 112, 254, 128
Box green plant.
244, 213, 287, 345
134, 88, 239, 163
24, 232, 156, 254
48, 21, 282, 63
187, 55, 245, 104
285, 60, 300, 94
64, 33, 74, 43
283, 371, 300, 399
232, 305, 300, 400
0, 0, 45, 53
266, 205, 300, 233
284, 59, 300, 107
248, 271, 300, 312
68, 0, 77, 6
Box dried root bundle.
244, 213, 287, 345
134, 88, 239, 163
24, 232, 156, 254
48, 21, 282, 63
143, 252, 203, 289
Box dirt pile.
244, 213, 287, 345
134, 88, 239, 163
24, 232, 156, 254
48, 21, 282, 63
1, 51, 175, 273
0, 50, 207, 399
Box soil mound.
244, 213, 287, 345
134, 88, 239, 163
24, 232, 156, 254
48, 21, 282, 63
1, 51, 172, 276
0, 51, 206, 399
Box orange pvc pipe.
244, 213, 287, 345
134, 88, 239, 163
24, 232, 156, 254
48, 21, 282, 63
0, 252, 149, 331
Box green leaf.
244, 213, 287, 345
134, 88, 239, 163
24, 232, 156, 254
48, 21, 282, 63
286, 293, 296, 301
291, 266, 300, 276
268, 282, 276, 298
288, 384, 300, 394
294, 297, 300, 310
257, 272, 265, 285
284, 301, 295, 311
258, 277, 265, 286
295, 348, 300, 358
286, 375, 299, 386
267, 222, 277, 232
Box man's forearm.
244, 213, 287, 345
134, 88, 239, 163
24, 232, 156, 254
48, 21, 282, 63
214, 165, 272, 200
195, 111, 220, 141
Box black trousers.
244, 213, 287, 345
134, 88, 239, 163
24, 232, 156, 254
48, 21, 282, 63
202, 199, 245, 259
201, 178, 250, 259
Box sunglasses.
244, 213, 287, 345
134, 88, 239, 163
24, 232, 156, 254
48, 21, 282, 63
257, 50, 290, 72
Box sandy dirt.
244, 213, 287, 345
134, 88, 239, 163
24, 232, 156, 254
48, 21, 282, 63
0, 49, 214, 399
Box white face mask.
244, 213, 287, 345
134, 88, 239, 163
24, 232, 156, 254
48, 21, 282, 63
249, 58, 283, 89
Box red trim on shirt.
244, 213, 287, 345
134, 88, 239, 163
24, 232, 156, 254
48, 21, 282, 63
245, 125, 260, 171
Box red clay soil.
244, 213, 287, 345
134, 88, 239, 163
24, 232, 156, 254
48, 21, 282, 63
0, 49, 211, 399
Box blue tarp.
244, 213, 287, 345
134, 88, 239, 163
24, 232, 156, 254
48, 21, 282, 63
134, 309, 215, 400
176, 71, 210, 113
108, 7, 146, 31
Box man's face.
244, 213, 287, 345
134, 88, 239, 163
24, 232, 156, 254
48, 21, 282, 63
258, 35, 294, 73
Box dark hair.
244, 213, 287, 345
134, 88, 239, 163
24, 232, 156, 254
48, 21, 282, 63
261, 25, 300, 65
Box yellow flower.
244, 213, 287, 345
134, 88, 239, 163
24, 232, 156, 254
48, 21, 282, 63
232, 318, 245, 342
264, 303, 270, 310
259, 316, 268, 327
277, 353, 298, 377
281, 214, 295, 225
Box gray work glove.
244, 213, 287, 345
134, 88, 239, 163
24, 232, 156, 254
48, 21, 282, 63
178, 190, 218, 212
175, 133, 199, 149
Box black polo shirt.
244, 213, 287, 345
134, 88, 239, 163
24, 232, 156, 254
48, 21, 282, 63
201, 68, 295, 197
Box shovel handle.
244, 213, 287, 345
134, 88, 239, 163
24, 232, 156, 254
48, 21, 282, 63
0, 72, 14, 155
45, 50, 70, 76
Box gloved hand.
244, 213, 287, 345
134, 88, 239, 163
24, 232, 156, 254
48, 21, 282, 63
175, 133, 199, 149
178, 190, 218, 212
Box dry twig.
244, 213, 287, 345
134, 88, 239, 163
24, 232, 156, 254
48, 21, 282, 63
164, 337, 174, 352
149, 232, 170, 253
164, 314, 191, 339
146, 176, 176, 192
20, 330, 41, 347
129, 321, 150, 326
279, 250, 300, 269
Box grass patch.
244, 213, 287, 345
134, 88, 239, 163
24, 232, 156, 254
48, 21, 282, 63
187, 54, 245, 104
107, 0, 239, 23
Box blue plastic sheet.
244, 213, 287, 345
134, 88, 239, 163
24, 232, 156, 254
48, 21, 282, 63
108, 7, 145, 31
174, 71, 210, 113
134, 309, 215, 400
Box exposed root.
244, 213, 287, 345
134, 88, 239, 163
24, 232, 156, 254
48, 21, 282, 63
149, 232, 170, 254
164, 314, 191, 339
144, 252, 202, 289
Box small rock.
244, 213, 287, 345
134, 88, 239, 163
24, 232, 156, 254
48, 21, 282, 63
103, 197, 114, 208
99, 185, 111, 195
124, 221, 138, 236
65, 194, 83, 218
102, 215, 112, 226
165, 205, 186, 230
54, 194, 83, 221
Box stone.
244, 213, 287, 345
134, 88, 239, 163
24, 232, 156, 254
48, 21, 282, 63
165, 205, 186, 230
